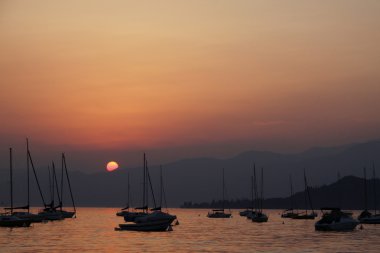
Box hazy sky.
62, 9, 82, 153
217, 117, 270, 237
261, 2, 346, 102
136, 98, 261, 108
1, 0, 379, 171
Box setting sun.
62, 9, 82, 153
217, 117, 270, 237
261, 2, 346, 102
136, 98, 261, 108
106, 161, 119, 172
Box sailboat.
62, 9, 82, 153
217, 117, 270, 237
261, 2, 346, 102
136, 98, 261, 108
207, 168, 231, 218
133, 165, 177, 224
116, 172, 132, 216
281, 174, 298, 218
9, 139, 43, 223
358, 164, 380, 224
315, 170, 358, 231
116, 171, 147, 221
119, 154, 149, 222
38, 163, 64, 221
0, 148, 32, 227
56, 153, 76, 218
292, 169, 317, 219
116, 154, 175, 231
240, 167, 255, 217
251, 167, 268, 222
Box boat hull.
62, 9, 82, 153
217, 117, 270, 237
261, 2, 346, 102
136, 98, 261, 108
281, 213, 298, 218
207, 213, 231, 218
13, 212, 44, 223
58, 211, 75, 218
0, 216, 32, 227
38, 211, 64, 221
292, 214, 316, 220
251, 216, 268, 223
251, 212, 268, 223
315, 221, 359, 231
122, 212, 148, 222
117, 220, 173, 232
359, 216, 380, 224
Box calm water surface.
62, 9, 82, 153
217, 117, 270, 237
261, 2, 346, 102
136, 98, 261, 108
1, 208, 380, 252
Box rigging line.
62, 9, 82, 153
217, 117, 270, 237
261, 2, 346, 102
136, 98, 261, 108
146, 161, 157, 208
53, 162, 62, 207
60, 152, 64, 211
26, 138, 30, 213
63, 153, 76, 213
28, 150, 47, 207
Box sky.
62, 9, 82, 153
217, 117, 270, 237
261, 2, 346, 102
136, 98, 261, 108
0, 0, 379, 171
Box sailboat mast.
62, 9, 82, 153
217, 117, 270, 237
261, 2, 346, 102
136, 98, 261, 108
63, 153, 76, 214
337, 171, 342, 209
60, 154, 64, 212
304, 169, 314, 214
261, 168, 264, 213
48, 166, 52, 206
373, 162, 377, 215
146, 159, 149, 210
222, 168, 225, 211
303, 169, 307, 214
10, 148, 13, 214
364, 167, 368, 210
289, 174, 293, 211
127, 172, 130, 209
142, 153, 146, 210
251, 171, 254, 210
52, 162, 61, 209
160, 165, 163, 207
253, 164, 258, 213
26, 138, 30, 213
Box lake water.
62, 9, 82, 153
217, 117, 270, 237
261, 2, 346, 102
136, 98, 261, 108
1, 208, 380, 252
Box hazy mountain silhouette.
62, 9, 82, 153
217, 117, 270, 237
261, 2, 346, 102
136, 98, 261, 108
182, 176, 380, 210
0, 139, 379, 207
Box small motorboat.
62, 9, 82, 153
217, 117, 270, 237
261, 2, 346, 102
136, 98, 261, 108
239, 209, 251, 217
207, 209, 232, 218
251, 212, 268, 223
281, 209, 298, 218
135, 210, 176, 223
116, 219, 173, 232
315, 208, 359, 231
358, 210, 380, 224
291, 211, 317, 220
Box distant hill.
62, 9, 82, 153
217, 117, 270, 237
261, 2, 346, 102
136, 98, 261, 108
181, 176, 380, 210
0, 139, 379, 207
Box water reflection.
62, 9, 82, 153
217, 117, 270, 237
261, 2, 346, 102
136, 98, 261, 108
1, 208, 380, 252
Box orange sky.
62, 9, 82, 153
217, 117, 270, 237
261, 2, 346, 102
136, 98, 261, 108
0, 1, 380, 168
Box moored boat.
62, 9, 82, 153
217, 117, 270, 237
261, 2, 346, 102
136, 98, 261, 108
358, 164, 380, 224
0, 148, 32, 227
117, 219, 173, 232
0, 214, 32, 227
207, 168, 231, 219
315, 208, 359, 231
251, 166, 268, 223
291, 169, 317, 220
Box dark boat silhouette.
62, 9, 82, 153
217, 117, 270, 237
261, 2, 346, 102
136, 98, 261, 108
0, 148, 32, 227
281, 175, 298, 218
291, 169, 317, 220
315, 208, 358, 231
358, 164, 380, 224
116, 154, 176, 231
250, 166, 268, 222
8, 139, 43, 223
207, 168, 231, 218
